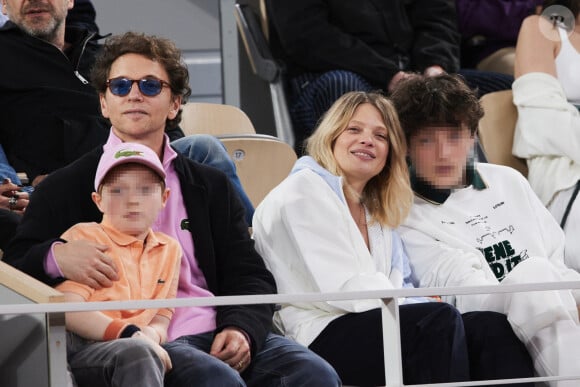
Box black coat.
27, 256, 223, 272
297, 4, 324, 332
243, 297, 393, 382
0, 22, 109, 181
4, 147, 276, 354
268, 0, 461, 89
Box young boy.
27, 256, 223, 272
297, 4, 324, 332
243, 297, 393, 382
56, 142, 181, 387
391, 74, 580, 386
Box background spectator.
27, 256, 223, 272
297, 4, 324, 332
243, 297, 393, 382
0, 145, 28, 250
512, 0, 580, 269
267, 0, 514, 151
457, 0, 543, 74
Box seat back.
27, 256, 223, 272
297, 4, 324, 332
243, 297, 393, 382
234, 2, 295, 147
219, 134, 297, 207
180, 102, 256, 137
478, 90, 528, 177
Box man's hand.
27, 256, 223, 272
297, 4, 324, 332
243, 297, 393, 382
132, 331, 173, 373
388, 71, 418, 93
423, 65, 445, 77
210, 327, 251, 373
53, 240, 118, 289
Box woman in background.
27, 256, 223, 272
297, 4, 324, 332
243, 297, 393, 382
513, 0, 580, 269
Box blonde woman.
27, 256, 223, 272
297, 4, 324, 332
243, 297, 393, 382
253, 91, 532, 385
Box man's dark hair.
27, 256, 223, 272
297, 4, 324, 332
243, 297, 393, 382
390, 74, 484, 141
91, 31, 192, 129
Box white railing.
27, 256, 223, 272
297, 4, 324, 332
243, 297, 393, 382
2, 280, 580, 386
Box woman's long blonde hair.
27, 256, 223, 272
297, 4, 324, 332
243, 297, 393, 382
306, 91, 413, 228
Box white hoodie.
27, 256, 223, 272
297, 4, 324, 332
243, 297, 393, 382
400, 162, 580, 312
253, 156, 420, 346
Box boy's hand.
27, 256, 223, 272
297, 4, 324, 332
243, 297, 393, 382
142, 325, 162, 344
132, 331, 173, 372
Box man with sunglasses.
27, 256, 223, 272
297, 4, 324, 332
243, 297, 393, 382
5, 30, 340, 386
0, 0, 254, 234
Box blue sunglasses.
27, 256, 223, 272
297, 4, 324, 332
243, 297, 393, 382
106, 77, 171, 97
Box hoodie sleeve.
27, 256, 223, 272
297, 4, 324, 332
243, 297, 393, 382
513, 72, 580, 162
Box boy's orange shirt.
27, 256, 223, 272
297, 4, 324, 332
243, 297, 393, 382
56, 222, 181, 325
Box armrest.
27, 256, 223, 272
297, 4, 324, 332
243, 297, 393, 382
0, 261, 63, 303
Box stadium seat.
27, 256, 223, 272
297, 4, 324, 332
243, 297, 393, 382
478, 90, 528, 177
220, 134, 297, 207
180, 102, 256, 137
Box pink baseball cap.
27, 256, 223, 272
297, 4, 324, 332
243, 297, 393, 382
94, 142, 166, 191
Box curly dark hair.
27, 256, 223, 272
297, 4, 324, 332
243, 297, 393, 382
91, 31, 192, 130
389, 74, 483, 141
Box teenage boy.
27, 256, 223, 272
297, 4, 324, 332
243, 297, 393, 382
392, 74, 580, 387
